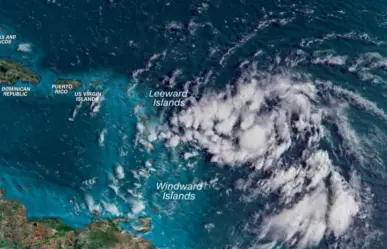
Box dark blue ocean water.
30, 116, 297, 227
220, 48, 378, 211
1, 0, 387, 249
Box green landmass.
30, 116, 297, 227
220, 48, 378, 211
55, 79, 81, 89
0, 188, 154, 249
133, 217, 151, 233
0, 58, 40, 84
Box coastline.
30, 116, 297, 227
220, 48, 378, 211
0, 187, 154, 249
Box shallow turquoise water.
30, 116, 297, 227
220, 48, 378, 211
1, 1, 387, 249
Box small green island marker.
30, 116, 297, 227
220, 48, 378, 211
0, 58, 40, 84
0, 188, 154, 249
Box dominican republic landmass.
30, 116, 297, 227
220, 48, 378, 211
0, 58, 40, 84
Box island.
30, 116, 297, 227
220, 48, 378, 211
133, 217, 152, 233
0, 188, 154, 249
0, 58, 40, 84
55, 79, 81, 89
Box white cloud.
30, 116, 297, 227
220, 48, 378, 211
149, 71, 376, 248
17, 43, 32, 52
98, 128, 107, 146
164, 75, 322, 170
85, 194, 102, 213
238, 124, 268, 154
328, 171, 360, 237
115, 163, 125, 180
101, 201, 120, 216
131, 199, 145, 214
260, 183, 328, 248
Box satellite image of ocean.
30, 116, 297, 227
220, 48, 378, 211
0, 0, 387, 248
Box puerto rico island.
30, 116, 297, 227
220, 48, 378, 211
0, 58, 40, 84
55, 79, 81, 89
0, 188, 154, 249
